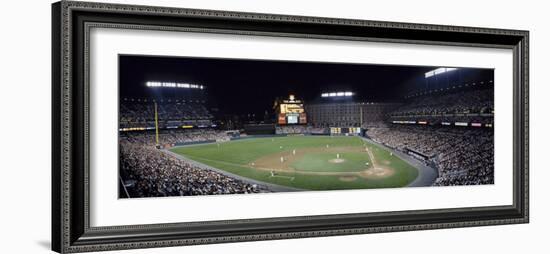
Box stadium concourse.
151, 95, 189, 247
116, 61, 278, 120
119, 83, 494, 197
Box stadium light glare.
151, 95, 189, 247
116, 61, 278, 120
434, 68, 446, 75
425, 67, 458, 78
322, 91, 354, 97
146, 81, 204, 89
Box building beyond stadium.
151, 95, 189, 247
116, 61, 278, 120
306, 102, 399, 127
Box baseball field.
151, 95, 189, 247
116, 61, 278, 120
170, 136, 419, 191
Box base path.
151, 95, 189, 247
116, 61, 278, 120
361, 137, 438, 187
162, 149, 303, 192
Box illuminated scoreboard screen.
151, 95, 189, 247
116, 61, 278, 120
276, 95, 307, 125
330, 127, 362, 136
278, 104, 306, 125
280, 103, 304, 114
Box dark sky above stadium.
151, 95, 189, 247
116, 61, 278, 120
119, 55, 490, 116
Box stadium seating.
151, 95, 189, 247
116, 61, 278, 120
120, 99, 213, 129
367, 125, 494, 186
119, 129, 268, 197
391, 88, 493, 117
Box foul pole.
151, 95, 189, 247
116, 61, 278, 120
154, 101, 159, 146
360, 105, 363, 125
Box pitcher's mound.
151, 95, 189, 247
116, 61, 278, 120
329, 158, 345, 164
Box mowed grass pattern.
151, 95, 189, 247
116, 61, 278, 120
171, 136, 418, 190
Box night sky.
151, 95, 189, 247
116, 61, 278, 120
119, 55, 458, 115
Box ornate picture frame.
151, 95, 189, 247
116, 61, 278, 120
52, 1, 529, 253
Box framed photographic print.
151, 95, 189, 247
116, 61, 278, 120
52, 1, 529, 253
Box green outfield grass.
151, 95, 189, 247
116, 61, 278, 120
170, 136, 419, 191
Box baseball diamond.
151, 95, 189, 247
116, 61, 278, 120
170, 136, 422, 191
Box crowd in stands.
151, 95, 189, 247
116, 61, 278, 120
120, 99, 213, 128
391, 88, 493, 117
367, 125, 493, 186
121, 129, 231, 146
119, 141, 267, 197
119, 128, 268, 197
390, 115, 494, 125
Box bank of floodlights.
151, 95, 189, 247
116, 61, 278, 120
425, 67, 457, 78
146, 81, 204, 89
321, 91, 354, 98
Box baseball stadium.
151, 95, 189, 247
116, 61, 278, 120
118, 55, 494, 198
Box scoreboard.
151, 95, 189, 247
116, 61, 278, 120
330, 127, 362, 136
275, 94, 307, 125
278, 112, 307, 125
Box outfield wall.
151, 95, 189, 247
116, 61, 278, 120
170, 133, 355, 148
173, 140, 217, 147
229, 133, 329, 141
171, 134, 332, 147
